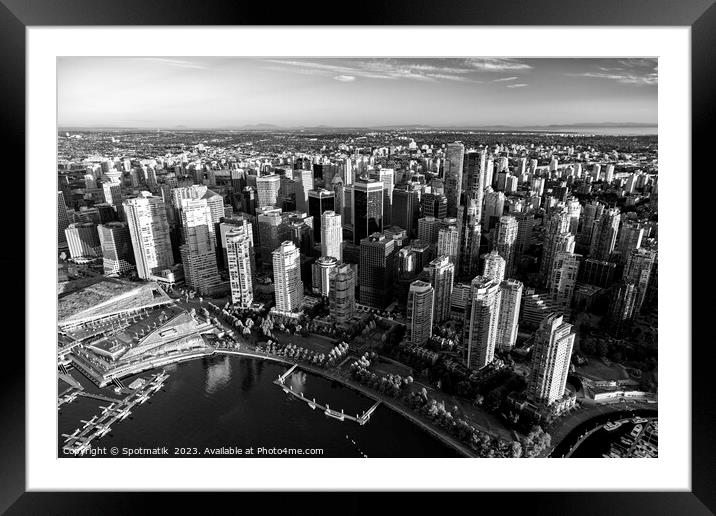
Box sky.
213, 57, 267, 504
57, 57, 657, 129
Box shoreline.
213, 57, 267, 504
214, 349, 477, 458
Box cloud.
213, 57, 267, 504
506, 83, 528, 88
493, 76, 519, 82
134, 58, 209, 70
260, 58, 484, 83
570, 59, 657, 85
568, 71, 657, 85
464, 58, 533, 72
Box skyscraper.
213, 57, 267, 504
320, 210, 343, 262
123, 192, 175, 279
294, 169, 314, 212
589, 208, 621, 261
623, 247, 657, 313
179, 198, 222, 296
421, 192, 448, 220
458, 199, 482, 280
329, 263, 356, 323
464, 276, 502, 370
406, 280, 435, 345
98, 222, 135, 275
391, 186, 420, 237
549, 251, 581, 308
482, 187, 505, 231
272, 240, 303, 313
437, 221, 460, 269
425, 255, 455, 324
359, 232, 396, 309
528, 313, 575, 406
418, 216, 441, 248
482, 250, 506, 283
579, 200, 604, 245
351, 177, 384, 245
462, 150, 487, 209
308, 189, 335, 242
444, 142, 464, 218
58, 191, 70, 245
495, 215, 519, 277
617, 221, 644, 261
497, 279, 523, 350
312, 256, 338, 297
606, 282, 638, 337
226, 225, 254, 308
256, 174, 281, 208
540, 207, 573, 285
65, 223, 101, 260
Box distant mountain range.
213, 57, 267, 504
59, 122, 656, 132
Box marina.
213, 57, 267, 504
60, 370, 169, 455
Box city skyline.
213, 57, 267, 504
58, 57, 657, 129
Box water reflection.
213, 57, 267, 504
205, 355, 231, 394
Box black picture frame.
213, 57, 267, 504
2, 1, 711, 513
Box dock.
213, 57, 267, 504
274, 366, 380, 426
61, 370, 169, 455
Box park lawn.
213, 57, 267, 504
576, 358, 631, 382
272, 331, 337, 355
368, 357, 413, 378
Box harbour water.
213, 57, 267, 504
58, 355, 461, 458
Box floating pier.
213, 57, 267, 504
61, 371, 169, 455
274, 366, 381, 426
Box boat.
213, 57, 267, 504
630, 424, 643, 437
604, 421, 623, 431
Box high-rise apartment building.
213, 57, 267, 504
123, 192, 175, 279
527, 313, 575, 406
437, 221, 460, 268
589, 208, 621, 261
549, 251, 581, 308
406, 280, 434, 345
623, 247, 657, 313
226, 225, 254, 308
179, 198, 222, 296
482, 250, 506, 283
495, 215, 519, 277
272, 240, 303, 313
425, 255, 455, 324
497, 279, 523, 350
463, 276, 501, 370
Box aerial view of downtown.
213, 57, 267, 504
57, 57, 658, 459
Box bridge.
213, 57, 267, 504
62, 371, 169, 455
274, 365, 381, 426
276, 364, 298, 383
